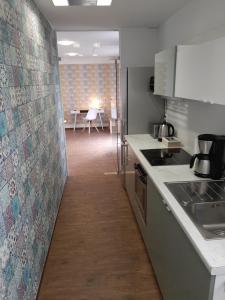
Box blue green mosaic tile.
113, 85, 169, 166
0, 111, 7, 137
12, 107, 20, 127
0, 41, 4, 64
0, 64, 8, 87
0, 0, 67, 299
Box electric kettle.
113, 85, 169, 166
158, 121, 175, 142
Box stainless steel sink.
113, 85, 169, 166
165, 180, 225, 239
189, 201, 225, 239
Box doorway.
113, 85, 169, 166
57, 31, 121, 174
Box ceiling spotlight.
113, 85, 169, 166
97, 0, 112, 6
66, 52, 78, 56
52, 0, 69, 6
93, 42, 101, 48
73, 42, 81, 48
58, 40, 74, 46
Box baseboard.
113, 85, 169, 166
65, 124, 109, 129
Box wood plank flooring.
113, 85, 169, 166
37, 129, 162, 300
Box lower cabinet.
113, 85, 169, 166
146, 177, 215, 300
124, 148, 216, 299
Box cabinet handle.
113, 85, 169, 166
162, 199, 171, 212
125, 144, 128, 166
121, 143, 128, 166
165, 205, 171, 212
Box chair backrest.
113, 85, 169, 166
85, 108, 98, 121
111, 107, 117, 120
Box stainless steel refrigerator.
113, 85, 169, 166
122, 66, 164, 136
116, 66, 165, 173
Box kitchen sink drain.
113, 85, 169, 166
214, 229, 225, 237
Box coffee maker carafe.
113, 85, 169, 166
190, 134, 225, 179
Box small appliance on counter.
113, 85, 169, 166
152, 116, 175, 141
152, 123, 162, 139
190, 134, 225, 179
162, 136, 182, 148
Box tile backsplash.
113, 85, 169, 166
167, 98, 225, 154
0, 0, 67, 299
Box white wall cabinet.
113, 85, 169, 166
175, 44, 210, 101
175, 36, 225, 105
154, 47, 177, 97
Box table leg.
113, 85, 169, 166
98, 112, 104, 130
73, 114, 77, 131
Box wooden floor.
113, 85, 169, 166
38, 129, 162, 300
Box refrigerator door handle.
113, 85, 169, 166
121, 142, 128, 166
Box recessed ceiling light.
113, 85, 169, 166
73, 42, 81, 48
97, 0, 112, 6
52, 0, 69, 6
93, 53, 98, 57
66, 52, 78, 56
93, 42, 101, 48
58, 40, 74, 46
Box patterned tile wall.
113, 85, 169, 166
0, 0, 67, 299
60, 64, 117, 127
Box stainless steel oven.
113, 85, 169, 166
134, 163, 147, 224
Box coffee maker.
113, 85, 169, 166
190, 134, 225, 179
210, 135, 225, 179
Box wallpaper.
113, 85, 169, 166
60, 64, 117, 127
0, 0, 67, 299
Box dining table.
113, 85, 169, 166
70, 109, 104, 131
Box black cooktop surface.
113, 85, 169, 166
141, 148, 191, 166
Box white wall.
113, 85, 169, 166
158, 0, 225, 153
119, 28, 159, 134
120, 28, 158, 67
159, 0, 225, 49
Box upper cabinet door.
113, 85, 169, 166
154, 47, 177, 97
175, 37, 225, 105
175, 44, 211, 102
207, 36, 225, 105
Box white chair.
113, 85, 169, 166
83, 108, 99, 134
110, 107, 117, 134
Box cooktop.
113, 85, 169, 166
141, 148, 191, 166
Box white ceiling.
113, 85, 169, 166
57, 31, 119, 64
34, 0, 191, 30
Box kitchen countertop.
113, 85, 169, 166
125, 134, 225, 276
